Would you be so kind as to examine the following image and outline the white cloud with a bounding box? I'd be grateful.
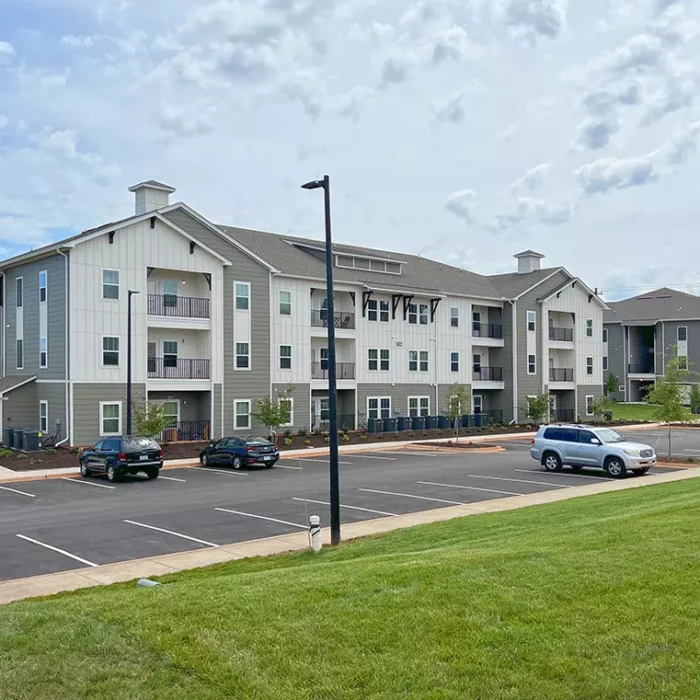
[0,40,15,61]
[510,162,552,193]
[433,89,466,123]
[642,75,697,124]
[576,116,620,150]
[431,26,475,63]
[61,35,97,48]
[379,51,420,87]
[500,124,518,141]
[0,115,8,130]
[575,155,657,195]
[157,104,218,137]
[661,119,700,163]
[445,189,479,223]
[496,195,572,229]
[497,0,568,41]
[582,82,642,116]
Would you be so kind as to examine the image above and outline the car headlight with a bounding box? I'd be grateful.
[623,448,641,457]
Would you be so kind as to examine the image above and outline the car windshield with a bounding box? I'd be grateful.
[246,437,273,446]
[595,429,627,444]
[124,437,160,450]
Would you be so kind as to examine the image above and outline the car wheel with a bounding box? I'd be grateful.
[542,452,562,472]
[604,457,627,479]
[80,460,92,478]
[146,467,159,480]
[201,453,209,467]
[106,464,120,483]
[633,467,650,476]
[232,456,243,470]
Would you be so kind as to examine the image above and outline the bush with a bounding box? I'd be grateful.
[284,430,292,438]
[0,448,13,458]
[324,436,330,444]
[297,428,307,437]
[360,434,368,441]
[284,437,292,446]
[342,434,350,442]
[304,438,312,446]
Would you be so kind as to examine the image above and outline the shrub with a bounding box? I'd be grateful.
[284,437,292,446]
[304,438,312,446]
[324,435,330,444]
[297,428,307,437]
[0,447,13,458]
[342,434,350,442]
[360,434,368,441]
[284,430,292,438]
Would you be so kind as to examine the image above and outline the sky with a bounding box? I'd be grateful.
[1,0,700,301]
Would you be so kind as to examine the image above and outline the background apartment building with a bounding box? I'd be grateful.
[604,288,700,402]
[0,181,606,445]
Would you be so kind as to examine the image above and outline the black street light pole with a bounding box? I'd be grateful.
[301,175,340,546]
[126,289,140,436]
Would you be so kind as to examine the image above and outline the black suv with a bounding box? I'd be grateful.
[80,436,164,482]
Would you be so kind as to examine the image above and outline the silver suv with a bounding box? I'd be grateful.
[530,424,656,478]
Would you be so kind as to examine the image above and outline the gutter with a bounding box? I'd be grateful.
[56,249,70,447]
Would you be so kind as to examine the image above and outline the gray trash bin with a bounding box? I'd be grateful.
[22,430,40,451]
[4,427,14,449]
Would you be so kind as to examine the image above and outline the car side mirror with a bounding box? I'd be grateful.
[209,440,215,446]
[591,438,601,445]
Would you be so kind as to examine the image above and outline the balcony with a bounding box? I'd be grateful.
[472,323,503,339]
[472,366,503,382]
[311,362,356,380]
[311,310,355,330]
[147,358,210,380]
[148,294,210,319]
[159,421,211,443]
[629,363,655,376]
[549,327,573,342]
[550,368,574,383]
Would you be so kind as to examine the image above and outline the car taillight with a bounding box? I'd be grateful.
[158,450,163,459]
[531,439,535,445]
[118,452,126,461]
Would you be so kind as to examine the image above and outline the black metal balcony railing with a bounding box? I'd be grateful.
[147,358,210,379]
[628,363,654,374]
[314,415,356,432]
[159,421,211,443]
[549,368,574,382]
[552,409,575,423]
[472,366,504,381]
[549,327,574,342]
[472,323,503,339]
[147,294,210,319]
[311,362,356,380]
[311,310,356,329]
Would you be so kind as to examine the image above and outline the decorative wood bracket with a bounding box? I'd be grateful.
[108,231,115,244]
[150,216,156,229]
[392,294,402,320]
[430,298,441,323]
[362,291,373,318]
[402,295,414,320]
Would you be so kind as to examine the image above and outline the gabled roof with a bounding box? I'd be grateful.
[604,287,700,323]
[514,249,545,259]
[128,180,176,193]
[486,267,565,298]
[0,375,36,395]
[539,277,609,309]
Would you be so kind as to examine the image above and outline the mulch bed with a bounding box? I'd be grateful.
[419,441,503,450]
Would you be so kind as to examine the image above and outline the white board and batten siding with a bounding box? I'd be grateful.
[69,218,225,383]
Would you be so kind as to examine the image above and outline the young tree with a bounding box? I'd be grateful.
[253,387,294,441]
[605,373,619,397]
[444,384,470,443]
[689,384,700,416]
[646,356,691,459]
[589,396,612,422]
[525,394,550,424]
[133,403,175,440]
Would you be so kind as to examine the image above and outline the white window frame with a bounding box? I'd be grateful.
[279,397,294,427]
[678,326,688,343]
[585,395,594,416]
[450,307,459,328]
[450,352,459,372]
[100,401,122,436]
[473,394,483,414]
[39,400,48,433]
[16,277,23,308]
[279,290,292,316]
[419,304,429,325]
[408,396,430,418]
[367,397,392,420]
[408,350,418,372]
[527,310,536,332]
[527,354,536,375]
[235,342,250,370]
[603,356,608,371]
[367,299,378,322]
[102,336,120,367]
[419,350,429,372]
[163,340,178,369]
[234,399,251,430]
[602,328,608,343]
[102,269,120,301]
[160,400,180,427]
[368,349,378,371]
[619,385,626,393]
[234,281,251,311]
[16,338,23,370]
[678,355,689,370]
[279,345,292,370]
[379,300,390,322]
[40,336,48,369]
[39,270,47,304]
[586,319,593,337]
[380,349,390,371]
[408,303,418,325]
[587,357,593,375]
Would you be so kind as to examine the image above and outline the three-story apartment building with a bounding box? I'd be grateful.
[0,181,607,445]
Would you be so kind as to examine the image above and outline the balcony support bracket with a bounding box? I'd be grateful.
[190,241,196,254]
[402,295,414,321]
[108,231,115,244]
[150,216,156,229]
[362,291,373,318]
[349,292,355,307]
[392,295,402,320]
[430,298,441,323]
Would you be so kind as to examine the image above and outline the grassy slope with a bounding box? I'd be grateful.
[610,402,659,421]
[3,480,700,699]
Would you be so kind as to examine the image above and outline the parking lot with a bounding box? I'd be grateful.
[0,432,685,582]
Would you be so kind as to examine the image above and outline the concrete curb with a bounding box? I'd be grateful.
[1,465,698,606]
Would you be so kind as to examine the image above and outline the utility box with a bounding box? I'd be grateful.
[22,430,40,451]
[4,428,14,449]
[13,429,24,451]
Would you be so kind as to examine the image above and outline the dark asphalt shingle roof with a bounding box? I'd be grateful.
[485,268,563,298]
[0,375,35,394]
[604,288,700,323]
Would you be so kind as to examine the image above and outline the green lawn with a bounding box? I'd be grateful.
[610,402,659,421]
[3,480,700,699]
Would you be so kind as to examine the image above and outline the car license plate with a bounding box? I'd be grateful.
[263,456,272,461]
[139,455,149,461]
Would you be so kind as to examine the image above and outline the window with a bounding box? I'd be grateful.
[103,337,119,366]
[678,326,688,342]
[39,271,47,303]
[579,430,597,444]
[235,282,250,310]
[408,303,417,324]
[102,270,119,300]
[558,428,578,442]
[527,354,536,375]
[619,385,625,393]
[163,280,178,308]
[451,352,459,372]
[419,304,429,325]
[380,349,390,371]
[40,337,47,368]
[279,291,292,315]
[280,345,292,370]
[419,350,428,372]
[367,299,378,322]
[368,397,391,419]
[603,328,608,343]
[679,356,688,370]
[527,311,536,332]
[586,319,593,337]
[473,395,483,414]
[100,402,121,436]
[603,356,608,371]
[472,311,481,334]
[450,307,459,328]
[162,401,179,427]
[320,348,329,371]
[585,396,594,416]
[39,401,48,433]
[163,341,178,368]
[473,353,482,374]
[379,300,390,322]
[409,350,418,371]
[234,400,251,429]
[16,277,23,308]
[16,339,23,370]
[235,342,250,369]
[587,357,593,375]
[368,349,378,371]
[408,397,430,417]
[279,398,293,426]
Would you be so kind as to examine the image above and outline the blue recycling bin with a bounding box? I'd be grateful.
[474,414,486,428]
[461,415,474,428]
[383,418,398,433]
[425,416,439,430]
[437,416,450,429]
[367,418,380,434]
[397,417,411,431]
[4,428,14,449]
[411,416,426,431]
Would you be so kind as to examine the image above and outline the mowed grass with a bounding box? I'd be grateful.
[3,480,700,700]
[611,402,660,421]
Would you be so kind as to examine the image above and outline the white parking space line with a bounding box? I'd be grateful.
[185,467,248,476]
[0,484,36,498]
[214,508,307,529]
[683,449,700,453]
[158,475,187,482]
[349,454,397,461]
[292,497,398,517]
[275,464,304,470]
[468,474,569,488]
[393,451,439,457]
[16,534,98,567]
[358,488,466,506]
[418,481,523,497]
[62,477,116,490]
[295,458,354,465]
[514,469,608,481]
[124,519,219,547]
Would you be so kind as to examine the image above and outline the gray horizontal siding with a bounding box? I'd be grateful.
[36,382,67,438]
[272,383,310,432]
[357,384,442,424]
[604,323,625,400]
[213,383,223,438]
[578,385,602,420]
[4,382,38,432]
[147,391,211,422]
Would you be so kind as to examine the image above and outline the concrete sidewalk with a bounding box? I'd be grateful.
[0,462,696,606]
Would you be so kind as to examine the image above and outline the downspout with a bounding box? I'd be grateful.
[662,321,665,375]
[56,249,70,446]
[511,300,518,423]
[1,272,5,378]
